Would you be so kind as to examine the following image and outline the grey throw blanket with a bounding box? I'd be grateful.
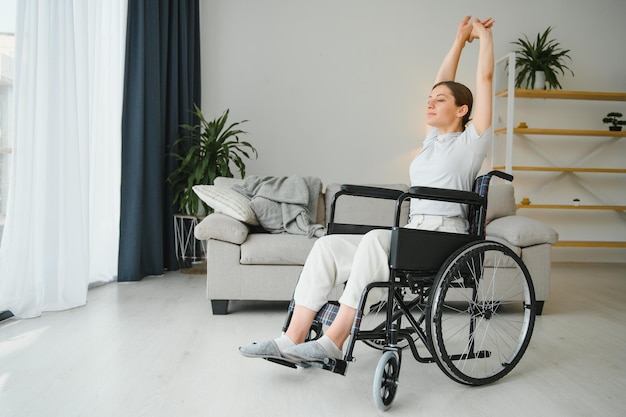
[232,175,326,237]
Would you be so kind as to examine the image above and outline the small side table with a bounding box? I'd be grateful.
[173,214,206,274]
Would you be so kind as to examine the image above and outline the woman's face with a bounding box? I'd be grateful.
[426,85,465,130]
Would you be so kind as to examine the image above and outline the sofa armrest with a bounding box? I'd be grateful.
[194,213,250,244]
[486,215,558,247]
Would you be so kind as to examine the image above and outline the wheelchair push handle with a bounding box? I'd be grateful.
[488,170,514,182]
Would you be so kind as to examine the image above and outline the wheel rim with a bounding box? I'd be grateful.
[428,241,536,385]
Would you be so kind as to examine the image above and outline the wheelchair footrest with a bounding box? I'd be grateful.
[297,357,349,375]
[264,357,314,369]
[320,357,349,376]
[264,356,348,375]
[448,350,491,360]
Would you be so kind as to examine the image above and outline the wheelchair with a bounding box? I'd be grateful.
[278,171,536,411]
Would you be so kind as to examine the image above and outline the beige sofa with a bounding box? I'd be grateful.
[195,177,558,315]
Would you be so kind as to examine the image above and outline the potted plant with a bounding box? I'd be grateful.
[167,104,258,216]
[602,112,626,132]
[512,26,574,90]
[167,105,258,271]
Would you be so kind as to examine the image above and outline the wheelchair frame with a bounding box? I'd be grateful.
[280,171,536,410]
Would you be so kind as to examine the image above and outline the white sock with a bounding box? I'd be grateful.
[274,334,295,351]
[317,335,343,358]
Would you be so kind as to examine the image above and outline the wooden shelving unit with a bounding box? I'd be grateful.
[515,204,626,210]
[494,166,626,173]
[493,53,626,249]
[554,241,626,248]
[494,127,626,137]
[495,89,626,102]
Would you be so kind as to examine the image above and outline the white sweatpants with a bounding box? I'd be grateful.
[293,215,469,312]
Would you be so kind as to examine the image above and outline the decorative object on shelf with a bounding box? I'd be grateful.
[573,198,580,207]
[521,197,531,205]
[602,112,626,132]
[517,122,528,129]
[511,26,574,90]
[167,105,258,216]
[533,71,545,90]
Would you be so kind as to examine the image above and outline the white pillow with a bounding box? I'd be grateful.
[486,215,558,247]
[486,184,516,223]
[194,213,250,244]
[192,185,259,225]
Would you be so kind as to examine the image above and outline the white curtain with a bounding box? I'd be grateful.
[0,0,127,318]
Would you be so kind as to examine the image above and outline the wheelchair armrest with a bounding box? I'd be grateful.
[407,186,484,206]
[327,185,406,235]
[338,184,405,200]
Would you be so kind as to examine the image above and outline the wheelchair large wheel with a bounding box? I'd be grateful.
[427,240,535,386]
[372,351,400,411]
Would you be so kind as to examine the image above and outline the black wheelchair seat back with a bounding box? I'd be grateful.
[389,227,480,272]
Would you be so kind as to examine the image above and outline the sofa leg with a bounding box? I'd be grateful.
[211,300,229,315]
[535,300,545,315]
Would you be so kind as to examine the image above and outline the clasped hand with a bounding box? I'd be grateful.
[457,15,494,44]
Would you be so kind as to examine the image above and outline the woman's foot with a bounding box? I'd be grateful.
[239,335,295,360]
[282,335,343,362]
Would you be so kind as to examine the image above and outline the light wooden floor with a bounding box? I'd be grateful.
[1,263,625,417]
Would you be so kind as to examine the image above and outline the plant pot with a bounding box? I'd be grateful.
[533,71,546,90]
[609,126,622,132]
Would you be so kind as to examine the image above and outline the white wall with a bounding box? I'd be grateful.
[200,0,626,262]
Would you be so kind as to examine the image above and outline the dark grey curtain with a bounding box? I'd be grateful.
[118,0,201,282]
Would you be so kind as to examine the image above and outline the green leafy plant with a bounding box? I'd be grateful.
[167,105,258,215]
[602,112,626,130]
[512,26,574,89]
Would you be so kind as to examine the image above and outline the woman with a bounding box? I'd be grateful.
[240,16,495,363]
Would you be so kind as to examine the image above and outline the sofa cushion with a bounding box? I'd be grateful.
[193,185,259,225]
[485,236,522,257]
[486,184,516,223]
[325,183,410,227]
[214,177,245,188]
[240,233,318,265]
[194,213,249,244]
[316,193,325,225]
[486,215,559,247]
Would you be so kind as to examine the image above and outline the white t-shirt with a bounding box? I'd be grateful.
[408,122,492,219]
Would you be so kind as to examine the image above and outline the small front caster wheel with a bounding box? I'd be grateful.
[372,351,400,411]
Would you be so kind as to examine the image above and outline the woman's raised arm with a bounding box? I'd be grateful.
[470,19,494,135]
[434,16,473,85]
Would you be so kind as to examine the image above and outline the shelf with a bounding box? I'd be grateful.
[516,204,626,210]
[493,166,626,173]
[494,128,626,137]
[554,241,626,248]
[495,89,626,101]
[493,56,626,255]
